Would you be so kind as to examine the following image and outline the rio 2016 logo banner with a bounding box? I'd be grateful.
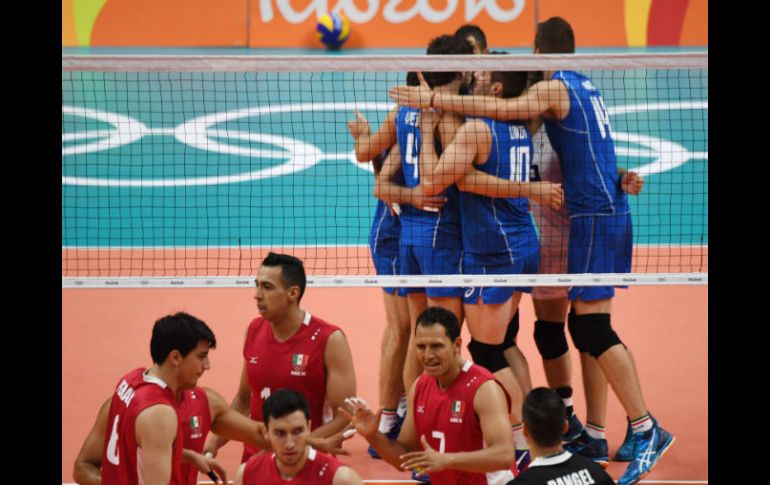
[62,101,707,188]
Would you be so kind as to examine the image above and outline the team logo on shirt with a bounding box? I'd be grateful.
[249,356,259,365]
[318,463,329,476]
[190,416,203,439]
[450,400,464,423]
[291,353,309,376]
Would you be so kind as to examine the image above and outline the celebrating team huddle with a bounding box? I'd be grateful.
[72,16,674,485]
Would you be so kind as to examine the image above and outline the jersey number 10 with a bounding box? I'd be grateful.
[509,145,531,182]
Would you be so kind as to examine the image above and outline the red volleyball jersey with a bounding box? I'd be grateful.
[413,361,514,485]
[241,311,340,460]
[242,447,343,485]
[179,387,212,485]
[101,367,184,485]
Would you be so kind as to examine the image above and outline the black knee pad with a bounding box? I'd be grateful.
[502,310,520,350]
[567,309,590,353]
[570,313,623,358]
[533,320,569,359]
[467,339,508,373]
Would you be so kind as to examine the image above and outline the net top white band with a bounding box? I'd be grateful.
[62,53,708,72]
[62,273,708,289]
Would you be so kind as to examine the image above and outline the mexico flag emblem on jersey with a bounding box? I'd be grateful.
[450,400,464,423]
[190,415,203,439]
[291,353,309,376]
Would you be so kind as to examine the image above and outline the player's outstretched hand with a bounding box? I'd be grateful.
[339,397,381,439]
[389,84,432,109]
[312,425,356,456]
[621,171,644,195]
[399,435,448,476]
[347,111,370,140]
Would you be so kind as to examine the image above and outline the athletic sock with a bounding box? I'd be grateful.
[512,423,528,449]
[585,422,606,440]
[630,414,654,434]
[379,409,399,433]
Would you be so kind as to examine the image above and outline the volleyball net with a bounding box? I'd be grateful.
[61,53,707,288]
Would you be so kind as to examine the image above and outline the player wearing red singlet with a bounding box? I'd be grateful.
[344,307,515,485]
[101,367,184,485]
[205,252,357,462]
[412,360,513,484]
[100,313,217,485]
[235,389,362,485]
[240,447,343,485]
[179,387,211,484]
[237,311,340,460]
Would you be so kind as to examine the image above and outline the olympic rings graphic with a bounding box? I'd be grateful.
[62,101,706,187]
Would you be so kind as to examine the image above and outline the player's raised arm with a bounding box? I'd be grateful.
[391,79,567,122]
[348,108,398,163]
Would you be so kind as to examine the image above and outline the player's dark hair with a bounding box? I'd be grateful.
[484,51,529,99]
[150,312,216,364]
[416,306,461,341]
[263,388,311,427]
[406,71,420,86]
[535,16,575,54]
[261,252,307,302]
[423,34,474,89]
[527,70,545,88]
[522,387,567,447]
[455,24,487,52]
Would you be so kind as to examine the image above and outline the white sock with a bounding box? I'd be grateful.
[379,409,399,433]
[585,422,606,440]
[512,424,528,449]
[396,393,407,418]
[630,414,653,434]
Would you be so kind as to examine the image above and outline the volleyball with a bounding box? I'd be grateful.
[316,12,350,49]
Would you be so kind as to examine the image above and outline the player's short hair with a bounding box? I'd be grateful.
[455,24,487,52]
[262,388,311,427]
[487,51,529,99]
[423,34,474,89]
[261,252,307,302]
[522,387,566,447]
[535,16,575,54]
[416,306,461,341]
[527,70,545,88]
[150,312,216,364]
[406,71,420,86]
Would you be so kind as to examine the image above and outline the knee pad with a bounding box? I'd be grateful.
[567,308,589,353]
[502,310,520,350]
[570,313,623,358]
[467,339,508,373]
[533,320,568,359]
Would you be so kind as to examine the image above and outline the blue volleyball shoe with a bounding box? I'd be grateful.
[617,423,676,485]
[614,419,635,462]
[563,414,585,444]
[411,470,431,483]
[563,429,609,468]
[515,448,531,474]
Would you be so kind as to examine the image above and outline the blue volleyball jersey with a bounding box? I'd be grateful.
[460,118,538,258]
[369,189,402,258]
[395,106,462,248]
[544,71,629,217]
